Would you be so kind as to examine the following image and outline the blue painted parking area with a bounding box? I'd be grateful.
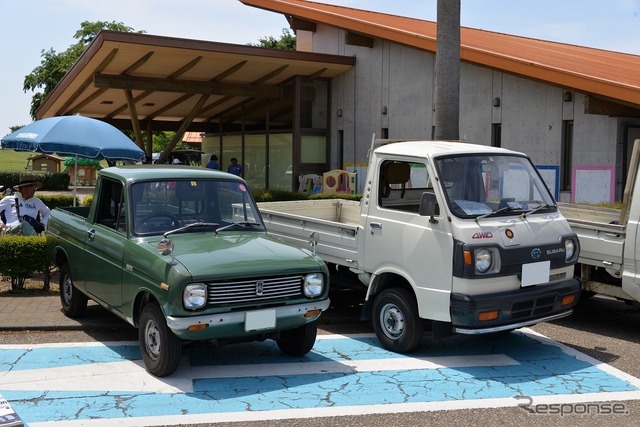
[2,329,640,426]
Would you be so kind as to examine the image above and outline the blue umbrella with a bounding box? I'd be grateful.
[1,115,145,162]
[1,115,145,206]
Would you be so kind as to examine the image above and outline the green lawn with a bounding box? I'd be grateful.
[0,150,36,172]
[0,149,109,173]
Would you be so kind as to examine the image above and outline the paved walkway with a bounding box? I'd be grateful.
[0,295,130,331]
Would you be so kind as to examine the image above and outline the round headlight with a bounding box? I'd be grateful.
[475,249,492,273]
[303,273,324,297]
[565,239,576,261]
[184,283,207,310]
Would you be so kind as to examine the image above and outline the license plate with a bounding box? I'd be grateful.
[521,261,551,287]
[245,309,276,332]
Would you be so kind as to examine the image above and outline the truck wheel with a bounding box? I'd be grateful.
[276,321,318,357]
[139,303,182,377]
[372,288,423,353]
[59,263,88,318]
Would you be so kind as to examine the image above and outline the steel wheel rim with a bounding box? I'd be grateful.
[144,319,161,360]
[379,302,405,339]
[62,276,73,305]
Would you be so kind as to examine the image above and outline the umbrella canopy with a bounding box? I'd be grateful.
[1,115,145,162]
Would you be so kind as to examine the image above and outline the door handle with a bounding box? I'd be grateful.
[86,228,96,241]
[370,222,382,234]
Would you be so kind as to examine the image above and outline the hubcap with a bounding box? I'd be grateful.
[144,319,161,360]
[380,303,405,339]
[62,277,73,305]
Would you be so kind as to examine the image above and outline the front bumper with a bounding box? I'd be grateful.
[166,298,330,337]
[451,277,580,334]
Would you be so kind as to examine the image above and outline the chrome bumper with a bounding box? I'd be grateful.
[166,298,330,332]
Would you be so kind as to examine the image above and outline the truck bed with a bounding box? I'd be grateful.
[258,199,361,267]
[557,202,625,271]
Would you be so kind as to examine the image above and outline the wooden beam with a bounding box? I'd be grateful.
[157,94,210,164]
[346,31,374,48]
[584,95,640,118]
[125,89,144,149]
[105,56,204,119]
[290,17,316,32]
[55,48,119,116]
[94,74,281,98]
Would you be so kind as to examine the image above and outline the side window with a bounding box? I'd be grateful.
[95,179,126,233]
[378,160,434,213]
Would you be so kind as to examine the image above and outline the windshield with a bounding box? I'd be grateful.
[435,154,556,219]
[131,179,264,236]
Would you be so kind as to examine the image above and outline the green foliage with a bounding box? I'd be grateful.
[0,235,52,290]
[249,28,296,50]
[23,21,143,120]
[38,195,78,210]
[63,157,101,168]
[251,188,361,202]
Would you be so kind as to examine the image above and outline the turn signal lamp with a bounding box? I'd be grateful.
[478,310,499,322]
[188,324,208,332]
[305,309,322,318]
[561,295,576,306]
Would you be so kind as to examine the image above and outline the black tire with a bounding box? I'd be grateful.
[59,262,88,318]
[138,303,182,377]
[276,321,318,357]
[372,288,423,353]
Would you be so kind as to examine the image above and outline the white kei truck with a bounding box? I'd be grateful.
[558,139,640,305]
[258,139,581,352]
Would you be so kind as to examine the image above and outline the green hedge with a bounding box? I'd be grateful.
[251,189,361,202]
[0,235,53,291]
[1,194,78,210]
[0,171,70,191]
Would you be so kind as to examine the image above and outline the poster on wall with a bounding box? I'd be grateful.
[572,166,615,204]
[536,165,560,200]
[343,163,368,194]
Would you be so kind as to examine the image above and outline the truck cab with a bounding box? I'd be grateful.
[360,141,581,349]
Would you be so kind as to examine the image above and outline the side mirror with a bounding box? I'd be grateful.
[157,238,176,264]
[419,192,438,223]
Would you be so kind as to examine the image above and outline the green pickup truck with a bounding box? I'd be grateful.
[47,166,330,376]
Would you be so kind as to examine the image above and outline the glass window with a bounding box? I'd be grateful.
[378,161,433,214]
[95,179,126,233]
[244,134,266,189]
[131,179,265,236]
[269,133,293,190]
[435,154,556,219]
[301,135,326,163]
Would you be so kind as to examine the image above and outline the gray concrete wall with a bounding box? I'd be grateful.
[312,24,638,201]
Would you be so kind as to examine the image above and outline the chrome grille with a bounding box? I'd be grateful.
[207,275,303,305]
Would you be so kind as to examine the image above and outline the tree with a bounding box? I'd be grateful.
[249,28,296,50]
[23,21,143,120]
[433,0,461,141]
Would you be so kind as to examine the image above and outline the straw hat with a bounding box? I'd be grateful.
[13,175,43,190]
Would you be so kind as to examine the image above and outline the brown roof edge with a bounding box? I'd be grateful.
[36,31,111,119]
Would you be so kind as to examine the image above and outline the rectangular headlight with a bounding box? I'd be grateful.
[303,273,324,297]
[184,283,207,310]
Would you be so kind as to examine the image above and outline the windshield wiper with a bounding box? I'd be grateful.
[475,206,516,223]
[163,222,219,238]
[215,221,262,234]
[520,204,555,219]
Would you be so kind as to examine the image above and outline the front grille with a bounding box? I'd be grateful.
[511,296,556,319]
[207,275,303,305]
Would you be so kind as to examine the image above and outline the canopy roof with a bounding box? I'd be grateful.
[36,31,355,132]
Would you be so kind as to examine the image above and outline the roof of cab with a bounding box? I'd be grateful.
[373,140,524,158]
[98,165,240,182]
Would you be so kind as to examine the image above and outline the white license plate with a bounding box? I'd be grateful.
[521,261,551,287]
[245,309,277,332]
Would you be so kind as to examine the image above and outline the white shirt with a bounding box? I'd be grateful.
[18,195,51,225]
[0,194,51,226]
[0,196,20,227]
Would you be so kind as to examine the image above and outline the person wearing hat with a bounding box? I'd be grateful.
[0,175,50,235]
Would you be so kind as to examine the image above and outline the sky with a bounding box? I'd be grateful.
[1,0,640,138]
